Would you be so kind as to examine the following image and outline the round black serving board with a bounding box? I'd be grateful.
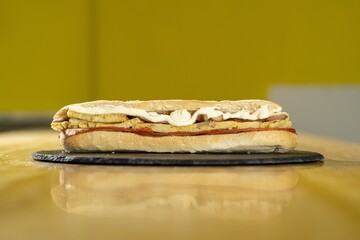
[31,150,324,166]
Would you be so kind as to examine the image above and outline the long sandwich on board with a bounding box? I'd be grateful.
[51,100,297,153]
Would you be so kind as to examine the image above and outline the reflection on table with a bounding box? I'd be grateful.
[51,165,302,219]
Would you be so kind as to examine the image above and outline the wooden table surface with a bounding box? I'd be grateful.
[0,130,360,240]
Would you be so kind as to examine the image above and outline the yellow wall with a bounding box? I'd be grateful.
[1,0,359,111]
[0,0,91,111]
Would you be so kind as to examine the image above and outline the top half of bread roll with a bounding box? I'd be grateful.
[52,99,289,127]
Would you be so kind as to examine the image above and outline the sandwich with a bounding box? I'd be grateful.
[51,165,299,219]
[51,99,297,153]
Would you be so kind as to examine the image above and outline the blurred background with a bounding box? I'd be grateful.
[0,0,359,141]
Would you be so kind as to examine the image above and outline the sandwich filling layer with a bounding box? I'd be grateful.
[65,104,282,126]
[51,100,296,137]
[63,127,296,138]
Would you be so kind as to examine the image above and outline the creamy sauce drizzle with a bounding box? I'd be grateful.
[68,104,284,127]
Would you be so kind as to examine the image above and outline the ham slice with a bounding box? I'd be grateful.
[64,127,296,138]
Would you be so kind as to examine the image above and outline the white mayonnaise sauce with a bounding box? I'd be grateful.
[68,104,283,126]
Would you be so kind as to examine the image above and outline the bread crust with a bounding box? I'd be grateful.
[61,130,297,153]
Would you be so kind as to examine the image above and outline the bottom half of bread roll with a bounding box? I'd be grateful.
[60,128,297,153]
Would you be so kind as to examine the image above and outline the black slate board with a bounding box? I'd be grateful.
[31,150,324,166]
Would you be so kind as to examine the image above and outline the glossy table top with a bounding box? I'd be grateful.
[1,130,360,240]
